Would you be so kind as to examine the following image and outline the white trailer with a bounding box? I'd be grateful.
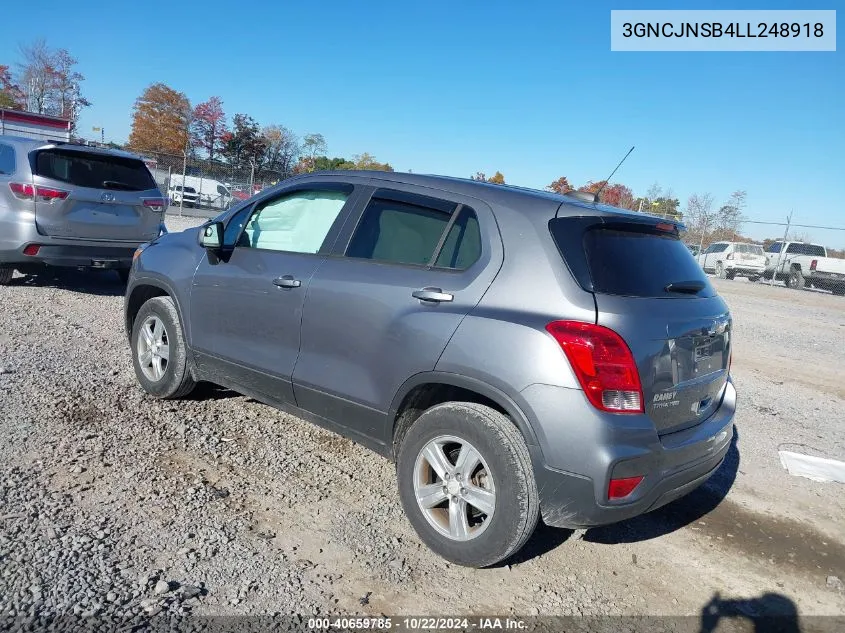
[0,108,72,143]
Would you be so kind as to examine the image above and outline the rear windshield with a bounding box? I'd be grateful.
[33,149,157,191]
[735,244,764,255]
[550,220,714,298]
[786,243,826,256]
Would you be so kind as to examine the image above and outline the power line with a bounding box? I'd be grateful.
[741,220,845,232]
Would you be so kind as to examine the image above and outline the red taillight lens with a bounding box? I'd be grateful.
[545,321,644,413]
[142,197,165,211]
[23,244,40,256]
[608,476,643,500]
[810,259,818,271]
[36,186,68,201]
[9,182,34,199]
[8,183,68,201]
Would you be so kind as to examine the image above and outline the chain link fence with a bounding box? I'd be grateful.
[679,220,845,297]
[138,150,284,216]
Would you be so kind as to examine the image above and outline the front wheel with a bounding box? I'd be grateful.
[396,402,539,568]
[131,296,196,399]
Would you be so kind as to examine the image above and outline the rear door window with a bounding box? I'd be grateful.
[346,193,481,269]
[550,220,714,298]
[33,149,157,191]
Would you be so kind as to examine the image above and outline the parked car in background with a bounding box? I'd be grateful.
[125,171,735,567]
[0,135,166,285]
[168,175,232,210]
[763,241,845,294]
[168,184,199,208]
[698,241,766,280]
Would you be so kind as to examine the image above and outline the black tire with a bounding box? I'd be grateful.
[396,402,539,568]
[725,271,735,280]
[788,268,805,290]
[748,276,760,283]
[130,296,196,399]
[716,262,726,279]
[832,286,845,297]
[0,267,13,286]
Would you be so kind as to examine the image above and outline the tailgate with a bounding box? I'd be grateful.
[549,215,732,435]
[30,147,163,242]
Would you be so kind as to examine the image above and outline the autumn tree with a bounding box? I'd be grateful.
[128,83,191,154]
[262,125,300,177]
[0,65,24,109]
[189,96,227,161]
[547,176,574,194]
[353,152,394,172]
[471,171,505,184]
[222,114,267,169]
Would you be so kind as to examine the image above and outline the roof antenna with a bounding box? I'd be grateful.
[592,145,635,204]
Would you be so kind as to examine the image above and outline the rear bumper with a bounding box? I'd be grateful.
[0,243,141,269]
[522,379,736,529]
[724,264,765,275]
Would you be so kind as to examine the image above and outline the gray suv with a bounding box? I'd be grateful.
[124,171,736,567]
[0,135,166,285]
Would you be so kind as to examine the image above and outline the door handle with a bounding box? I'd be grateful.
[273,275,301,289]
[412,287,453,303]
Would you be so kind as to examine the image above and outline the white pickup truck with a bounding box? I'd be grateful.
[763,241,845,295]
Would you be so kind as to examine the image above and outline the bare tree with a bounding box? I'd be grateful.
[715,190,747,240]
[18,39,53,113]
[685,192,717,252]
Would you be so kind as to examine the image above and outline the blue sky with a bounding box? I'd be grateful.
[2,0,843,246]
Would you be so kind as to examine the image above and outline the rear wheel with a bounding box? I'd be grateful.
[0,267,13,286]
[748,276,760,283]
[725,270,735,280]
[787,268,805,290]
[131,296,196,399]
[396,402,539,568]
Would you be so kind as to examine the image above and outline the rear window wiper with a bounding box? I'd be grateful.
[664,280,706,294]
[102,180,140,191]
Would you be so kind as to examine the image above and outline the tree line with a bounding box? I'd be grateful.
[126,83,394,179]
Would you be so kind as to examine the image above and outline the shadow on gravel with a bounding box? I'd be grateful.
[699,591,801,633]
[10,269,125,297]
[495,522,575,567]
[183,382,241,401]
[584,425,741,545]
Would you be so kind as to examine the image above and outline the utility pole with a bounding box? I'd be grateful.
[769,210,793,287]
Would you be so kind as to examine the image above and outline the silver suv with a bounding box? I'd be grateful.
[0,135,166,285]
[124,171,736,567]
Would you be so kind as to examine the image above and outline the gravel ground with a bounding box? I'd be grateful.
[0,214,843,629]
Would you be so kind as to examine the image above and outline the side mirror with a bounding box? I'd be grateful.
[200,221,224,250]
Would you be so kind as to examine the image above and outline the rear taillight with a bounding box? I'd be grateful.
[608,476,643,500]
[8,182,68,202]
[545,321,644,414]
[23,244,40,256]
[810,259,818,271]
[9,183,34,199]
[142,197,165,212]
